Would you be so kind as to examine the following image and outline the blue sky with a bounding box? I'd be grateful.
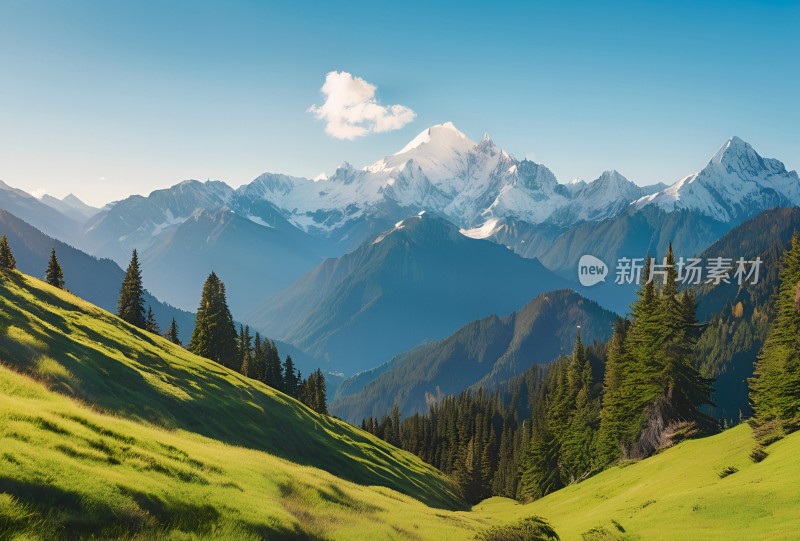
[0,0,798,206]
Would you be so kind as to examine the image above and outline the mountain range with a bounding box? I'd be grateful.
[0,209,195,342]
[330,289,617,422]
[248,212,568,375]
[2,124,798,380]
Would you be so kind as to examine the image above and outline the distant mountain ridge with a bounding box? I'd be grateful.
[247,212,569,375]
[330,289,617,422]
[0,209,194,342]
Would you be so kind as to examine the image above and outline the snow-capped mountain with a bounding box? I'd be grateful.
[635,136,800,223]
[35,126,797,319]
[76,121,681,265]
[245,122,659,236]
[83,180,237,262]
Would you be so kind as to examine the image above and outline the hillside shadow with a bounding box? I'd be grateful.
[0,280,465,510]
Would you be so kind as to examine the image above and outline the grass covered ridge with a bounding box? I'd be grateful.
[0,273,460,510]
[2,272,800,540]
[473,423,800,540]
[0,364,492,539]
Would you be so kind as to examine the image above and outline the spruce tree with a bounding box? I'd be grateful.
[560,331,596,483]
[517,405,562,501]
[283,355,300,397]
[45,246,65,289]
[238,325,254,378]
[313,368,328,414]
[750,232,800,431]
[264,340,283,390]
[253,333,266,382]
[117,250,146,328]
[595,318,631,467]
[145,305,160,334]
[600,247,713,459]
[188,272,238,369]
[0,234,16,273]
[615,255,665,456]
[299,369,328,414]
[658,246,709,420]
[164,318,181,346]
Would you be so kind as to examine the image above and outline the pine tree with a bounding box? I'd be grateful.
[750,232,800,432]
[264,340,283,390]
[145,305,160,334]
[188,272,238,369]
[313,368,328,414]
[613,255,665,456]
[117,250,146,328]
[0,234,16,273]
[517,398,562,502]
[560,332,596,483]
[595,318,631,467]
[283,355,300,398]
[238,325,254,378]
[164,318,181,346]
[600,248,713,460]
[455,436,485,503]
[299,369,328,414]
[45,246,65,289]
[253,333,266,382]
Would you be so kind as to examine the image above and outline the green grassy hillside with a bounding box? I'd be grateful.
[473,423,800,540]
[0,273,460,510]
[0,363,492,540]
[2,271,800,540]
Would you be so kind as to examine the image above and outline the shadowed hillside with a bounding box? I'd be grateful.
[0,272,461,510]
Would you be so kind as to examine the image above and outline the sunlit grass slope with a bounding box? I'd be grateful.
[0,364,493,540]
[473,423,800,540]
[0,273,460,510]
[3,272,799,540]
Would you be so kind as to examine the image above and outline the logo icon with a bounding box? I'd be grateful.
[578,255,608,287]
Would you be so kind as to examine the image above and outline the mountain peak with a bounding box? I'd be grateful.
[336,161,354,171]
[709,136,760,168]
[394,122,473,156]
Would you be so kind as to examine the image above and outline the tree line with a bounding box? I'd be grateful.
[364,244,716,503]
[749,232,800,460]
[116,250,329,414]
[0,236,328,415]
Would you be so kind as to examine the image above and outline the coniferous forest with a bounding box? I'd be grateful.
[113,250,330,414]
[364,245,716,503]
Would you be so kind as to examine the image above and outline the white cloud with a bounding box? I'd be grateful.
[31,188,46,199]
[308,71,416,140]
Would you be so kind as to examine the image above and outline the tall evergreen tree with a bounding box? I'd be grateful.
[45,246,65,289]
[299,369,328,414]
[658,245,713,424]
[750,232,800,431]
[0,234,16,273]
[598,248,713,460]
[595,318,631,467]
[238,325,255,378]
[145,305,160,334]
[283,355,300,398]
[117,249,146,328]
[313,368,328,414]
[264,340,284,390]
[253,333,266,382]
[560,331,596,483]
[188,272,238,369]
[164,318,182,346]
